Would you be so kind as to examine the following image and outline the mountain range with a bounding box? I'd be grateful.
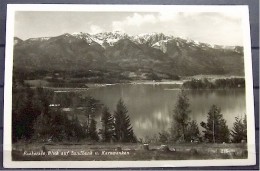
[13,31,244,80]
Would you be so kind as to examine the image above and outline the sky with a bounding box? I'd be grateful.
[14,11,244,46]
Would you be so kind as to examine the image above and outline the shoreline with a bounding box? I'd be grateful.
[28,76,245,90]
[29,80,183,90]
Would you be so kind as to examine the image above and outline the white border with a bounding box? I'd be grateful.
[3,4,256,168]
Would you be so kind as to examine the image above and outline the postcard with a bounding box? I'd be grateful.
[3,4,256,168]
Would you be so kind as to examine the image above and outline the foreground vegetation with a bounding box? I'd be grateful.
[12,78,248,160]
[13,84,136,143]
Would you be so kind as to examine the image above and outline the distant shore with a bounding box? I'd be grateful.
[25,75,245,90]
[28,80,183,90]
[129,80,183,85]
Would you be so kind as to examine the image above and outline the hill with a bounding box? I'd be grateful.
[13,32,244,82]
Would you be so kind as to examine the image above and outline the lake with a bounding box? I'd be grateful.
[74,83,246,139]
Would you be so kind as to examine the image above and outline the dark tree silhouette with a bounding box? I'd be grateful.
[33,113,52,141]
[114,99,136,142]
[200,105,230,143]
[171,90,191,142]
[69,114,86,141]
[89,117,99,141]
[99,106,114,142]
[186,120,200,142]
[81,96,101,135]
[12,86,44,142]
[231,114,247,143]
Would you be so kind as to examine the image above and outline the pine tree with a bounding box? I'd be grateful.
[99,106,114,142]
[186,120,200,142]
[200,105,230,143]
[33,113,52,141]
[48,110,68,141]
[171,90,191,142]
[13,86,39,140]
[82,96,101,135]
[89,117,99,141]
[114,99,136,142]
[69,114,86,141]
[231,114,247,143]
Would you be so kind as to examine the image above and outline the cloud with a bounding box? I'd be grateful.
[89,25,104,34]
[126,13,157,26]
[158,12,178,22]
[112,13,157,32]
[111,21,125,32]
[110,12,243,45]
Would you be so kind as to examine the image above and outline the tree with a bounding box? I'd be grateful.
[114,99,136,142]
[81,96,101,135]
[171,90,191,142]
[45,110,68,141]
[200,105,230,143]
[33,110,69,142]
[12,86,40,141]
[231,114,247,143]
[99,106,114,142]
[32,87,51,116]
[186,120,200,142]
[34,112,87,142]
[69,114,86,141]
[158,130,170,143]
[89,117,99,141]
[33,113,53,141]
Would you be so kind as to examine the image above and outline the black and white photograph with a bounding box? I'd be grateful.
[3,4,256,168]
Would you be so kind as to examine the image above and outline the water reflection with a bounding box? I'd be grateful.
[81,84,245,138]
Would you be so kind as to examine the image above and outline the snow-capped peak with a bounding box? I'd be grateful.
[133,32,169,45]
[134,32,166,39]
[91,31,129,47]
[72,32,81,35]
[62,33,72,37]
[71,32,95,44]
[94,31,128,40]
[186,39,199,45]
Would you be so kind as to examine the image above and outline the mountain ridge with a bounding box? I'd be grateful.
[15,31,243,51]
[13,32,244,80]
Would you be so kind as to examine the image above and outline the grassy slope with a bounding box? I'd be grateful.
[12,142,248,161]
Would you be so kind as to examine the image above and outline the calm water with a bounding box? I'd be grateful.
[82,84,245,139]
